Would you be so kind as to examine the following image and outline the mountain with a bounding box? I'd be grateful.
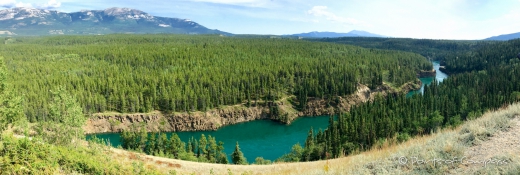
[484,32,520,41]
[288,30,386,38]
[0,7,230,36]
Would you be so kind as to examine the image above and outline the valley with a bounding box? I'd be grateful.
[0,3,519,174]
[86,63,446,162]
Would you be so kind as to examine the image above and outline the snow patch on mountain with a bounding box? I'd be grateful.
[158,24,170,27]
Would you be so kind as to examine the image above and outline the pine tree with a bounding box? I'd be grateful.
[146,133,157,155]
[207,135,218,163]
[199,134,208,158]
[305,127,314,149]
[231,142,248,165]
[169,133,184,158]
[217,141,228,164]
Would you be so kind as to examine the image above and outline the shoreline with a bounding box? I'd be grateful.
[84,82,420,134]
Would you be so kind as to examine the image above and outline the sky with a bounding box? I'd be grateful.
[1,0,519,39]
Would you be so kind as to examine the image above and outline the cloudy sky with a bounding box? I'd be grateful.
[1,0,519,39]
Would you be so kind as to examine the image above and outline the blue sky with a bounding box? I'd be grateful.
[1,0,519,39]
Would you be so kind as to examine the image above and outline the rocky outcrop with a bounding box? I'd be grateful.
[85,106,270,134]
[418,69,436,77]
[298,83,396,117]
[85,82,420,134]
[399,79,422,93]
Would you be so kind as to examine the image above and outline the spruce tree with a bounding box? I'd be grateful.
[231,142,247,165]
[217,141,228,164]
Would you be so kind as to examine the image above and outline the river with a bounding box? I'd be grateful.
[87,116,330,162]
[407,61,448,96]
[87,61,447,163]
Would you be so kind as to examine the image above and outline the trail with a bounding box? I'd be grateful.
[455,115,520,174]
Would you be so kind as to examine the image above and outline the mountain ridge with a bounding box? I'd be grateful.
[287,30,386,38]
[0,7,231,36]
[485,32,520,41]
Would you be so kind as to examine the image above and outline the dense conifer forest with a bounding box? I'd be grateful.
[1,35,431,123]
[279,38,520,162]
[3,34,519,170]
[442,39,520,73]
[312,37,495,63]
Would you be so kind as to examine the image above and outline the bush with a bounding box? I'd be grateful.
[254,157,272,165]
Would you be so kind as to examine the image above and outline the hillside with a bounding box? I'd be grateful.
[485,32,520,41]
[311,37,492,62]
[289,30,385,38]
[0,7,230,36]
[0,35,430,124]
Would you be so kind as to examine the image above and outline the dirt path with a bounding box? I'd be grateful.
[456,115,520,174]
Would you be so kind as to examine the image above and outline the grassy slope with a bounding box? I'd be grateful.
[0,134,164,174]
[102,103,520,175]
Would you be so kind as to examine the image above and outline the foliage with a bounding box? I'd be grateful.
[120,125,229,164]
[36,86,86,146]
[313,37,493,62]
[286,38,520,162]
[0,134,162,174]
[276,143,304,162]
[0,35,431,122]
[442,38,520,73]
[231,142,248,165]
[0,56,25,132]
[253,157,271,165]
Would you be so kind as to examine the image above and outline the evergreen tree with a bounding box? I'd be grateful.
[145,133,157,155]
[207,135,218,163]
[217,141,228,164]
[231,142,248,165]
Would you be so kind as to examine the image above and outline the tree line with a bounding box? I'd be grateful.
[117,124,249,164]
[313,37,495,63]
[442,39,520,73]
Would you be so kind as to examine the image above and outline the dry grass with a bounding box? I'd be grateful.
[102,103,520,175]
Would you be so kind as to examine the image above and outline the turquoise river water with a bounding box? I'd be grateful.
[87,61,447,162]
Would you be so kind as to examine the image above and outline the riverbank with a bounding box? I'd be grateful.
[90,103,520,175]
[84,82,420,134]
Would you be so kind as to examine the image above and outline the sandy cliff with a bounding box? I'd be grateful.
[84,83,416,134]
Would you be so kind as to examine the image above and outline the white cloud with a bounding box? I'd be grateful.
[0,0,17,8]
[15,1,32,8]
[190,0,272,8]
[0,0,61,9]
[307,6,359,25]
[38,0,61,9]
[193,0,259,3]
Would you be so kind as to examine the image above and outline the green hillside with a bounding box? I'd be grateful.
[1,34,431,122]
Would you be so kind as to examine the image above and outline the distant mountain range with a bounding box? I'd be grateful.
[485,32,520,41]
[288,30,386,38]
[0,7,230,36]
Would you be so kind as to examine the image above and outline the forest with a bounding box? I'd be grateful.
[1,35,431,123]
[0,34,435,168]
[312,37,495,63]
[278,38,520,162]
[2,34,519,170]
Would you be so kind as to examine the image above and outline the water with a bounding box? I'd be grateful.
[88,62,447,163]
[406,61,448,97]
[87,116,330,162]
